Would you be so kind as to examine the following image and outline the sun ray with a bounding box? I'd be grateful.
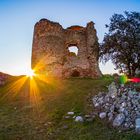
[0,76,28,102]
[26,69,36,79]
[29,77,40,106]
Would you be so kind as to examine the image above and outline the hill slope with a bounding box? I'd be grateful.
[0,76,139,140]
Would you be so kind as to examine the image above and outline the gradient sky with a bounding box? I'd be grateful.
[0,0,140,75]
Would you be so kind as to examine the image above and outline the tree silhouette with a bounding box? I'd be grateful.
[100,11,140,76]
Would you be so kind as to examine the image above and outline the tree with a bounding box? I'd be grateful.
[100,11,140,77]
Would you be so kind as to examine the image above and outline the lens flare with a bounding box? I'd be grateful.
[120,75,128,84]
[128,78,140,83]
[26,69,36,78]
[120,74,140,84]
[0,54,64,111]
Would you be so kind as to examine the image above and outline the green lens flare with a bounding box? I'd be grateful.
[120,75,128,84]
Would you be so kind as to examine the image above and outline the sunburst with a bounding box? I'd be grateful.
[26,69,36,78]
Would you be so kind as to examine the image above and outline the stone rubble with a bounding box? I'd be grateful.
[64,112,94,122]
[75,116,84,122]
[135,118,140,133]
[67,112,74,115]
[92,82,140,132]
[113,113,125,127]
[99,112,106,119]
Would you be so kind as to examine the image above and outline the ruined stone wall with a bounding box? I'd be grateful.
[32,19,101,78]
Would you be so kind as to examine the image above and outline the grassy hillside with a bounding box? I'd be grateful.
[0,76,139,140]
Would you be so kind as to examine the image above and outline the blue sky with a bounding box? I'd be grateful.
[0,0,140,75]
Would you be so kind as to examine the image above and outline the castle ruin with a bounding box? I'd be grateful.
[32,19,101,78]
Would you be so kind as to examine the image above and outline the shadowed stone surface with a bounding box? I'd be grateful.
[32,19,101,78]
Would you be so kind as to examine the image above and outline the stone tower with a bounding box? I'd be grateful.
[32,19,101,78]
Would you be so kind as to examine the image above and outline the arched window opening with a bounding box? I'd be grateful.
[68,46,78,56]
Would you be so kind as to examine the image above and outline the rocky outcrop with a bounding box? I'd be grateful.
[92,82,140,132]
[32,19,101,78]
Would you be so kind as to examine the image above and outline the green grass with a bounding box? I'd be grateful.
[0,76,139,140]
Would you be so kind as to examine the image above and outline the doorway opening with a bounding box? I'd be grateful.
[71,70,80,77]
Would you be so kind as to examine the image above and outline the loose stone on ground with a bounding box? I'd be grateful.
[92,82,140,133]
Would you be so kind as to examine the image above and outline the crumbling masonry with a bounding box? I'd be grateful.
[32,19,101,78]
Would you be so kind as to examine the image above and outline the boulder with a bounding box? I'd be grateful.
[99,112,106,119]
[75,116,84,122]
[135,118,140,133]
[113,113,125,127]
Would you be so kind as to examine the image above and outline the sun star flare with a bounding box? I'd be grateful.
[26,69,36,78]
